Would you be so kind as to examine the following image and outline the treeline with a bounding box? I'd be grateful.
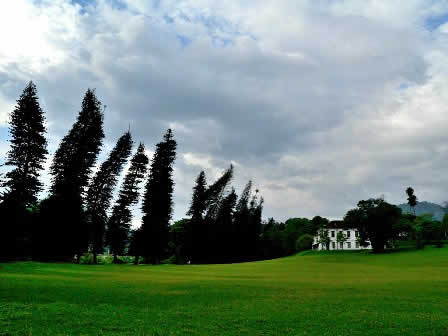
[135,166,264,264]
[267,196,448,257]
[0,82,264,264]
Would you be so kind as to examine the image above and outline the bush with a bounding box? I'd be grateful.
[296,234,314,252]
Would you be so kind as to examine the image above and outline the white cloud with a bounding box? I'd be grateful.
[1,0,448,222]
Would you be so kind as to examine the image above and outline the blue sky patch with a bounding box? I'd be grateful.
[177,35,191,47]
[425,13,448,31]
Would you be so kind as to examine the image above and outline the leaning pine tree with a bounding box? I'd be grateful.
[0,81,48,259]
[106,143,148,263]
[86,131,133,263]
[141,129,177,264]
[36,89,104,261]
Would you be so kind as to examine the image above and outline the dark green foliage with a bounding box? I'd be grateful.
[211,188,238,262]
[168,218,191,264]
[412,214,445,249]
[281,217,320,254]
[0,82,47,260]
[106,143,148,263]
[259,218,288,259]
[317,227,331,250]
[204,165,234,221]
[128,228,144,264]
[343,198,402,253]
[186,171,207,263]
[336,231,347,249]
[234,181,252,260]
[406,187,418,215]
[35,89,104,261]
[2,81,48,206]
[141,129,177,264]
[185,166,265,264]
[296,234,314,251]
[86,131,133,262]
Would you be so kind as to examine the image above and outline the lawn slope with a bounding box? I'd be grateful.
[1,248,447,335]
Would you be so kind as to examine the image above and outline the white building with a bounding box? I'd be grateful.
[313,226,372,251]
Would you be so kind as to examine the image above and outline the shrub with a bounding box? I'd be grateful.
[296,234,314,252]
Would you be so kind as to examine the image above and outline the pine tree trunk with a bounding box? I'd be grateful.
[134,255,139,265]
[113,254,118,264]
[93,252,97,264]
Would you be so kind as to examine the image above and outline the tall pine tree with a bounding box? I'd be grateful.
[0,81,48,259]
[35,89,104,261]
[233,181,252,261]
[141,129,176,264]
[106,143,148,263]
[213,188,237,262]
[86,131,133,263]
[186,171,207,263]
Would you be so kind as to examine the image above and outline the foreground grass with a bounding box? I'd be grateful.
[1,248,447,335]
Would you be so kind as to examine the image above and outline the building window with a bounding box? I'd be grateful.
[347,242,351,249]
[346,231,351,238]
[356,242,360,248]
[331,231,335,237]
[332,242,336,249]
[339,243,343,249]
[355,231,359,237]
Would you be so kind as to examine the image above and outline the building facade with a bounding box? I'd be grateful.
[313,227,372,250]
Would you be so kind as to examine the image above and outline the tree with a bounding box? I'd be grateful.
[128,228,143,265]
[141,129,177,264]
[106,143,148,263]
[406,187,418,215]
[234,180,252,260]
[296,234,314,252]
[317,228,330,250]
[336,231,347,250]
[413,214,445,249]
[213,188,238,262]
[186,171,207,263]
[343,198,402,253]
[442,214,448,240]
[86,131,133,263]
[35,88,104,261]
[0,81,48,259]
[169,218,191,264]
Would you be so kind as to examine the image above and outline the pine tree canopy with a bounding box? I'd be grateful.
[3,81,48,206]
[106,142,149,259]
[50,88,104,199]
[187,170,207,219]
[141,129,177,263]
[86,131,133,256]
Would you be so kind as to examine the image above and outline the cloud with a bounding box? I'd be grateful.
[1,0,448,222]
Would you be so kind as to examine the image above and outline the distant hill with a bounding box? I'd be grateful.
[397,201,447,221]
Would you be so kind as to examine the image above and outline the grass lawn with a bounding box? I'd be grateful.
[1,248,447,335]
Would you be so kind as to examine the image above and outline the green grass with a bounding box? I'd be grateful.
[1,248,447,335]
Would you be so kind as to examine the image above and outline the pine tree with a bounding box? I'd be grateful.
[106,143,148,263]
[86,131,133,263]
[213,188,237,262]
[234,181,252,261]
[248,190,263,260]
[141,129,177,264]
[0,81,48,259]
[186,171,207,263]
[204,165,234,221]
[35,89,104,261]
[2,81,48,206]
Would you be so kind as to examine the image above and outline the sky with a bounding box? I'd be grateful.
[2,0,448,224]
